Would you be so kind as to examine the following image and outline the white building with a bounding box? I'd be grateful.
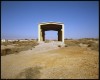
[1,39,6,42]
[7,39,19,42]
[19,39,29,42]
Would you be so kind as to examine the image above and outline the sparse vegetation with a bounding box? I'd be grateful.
[88,42,99,51]
[45,40,50,43]
[78,38,99,51]
[1,40,38,56]
[64,38,99,51]
[1,41,12,46]
[1,38,98,56]
[64,40,79,46]
[1,48,12,56]
[1,38,99,79]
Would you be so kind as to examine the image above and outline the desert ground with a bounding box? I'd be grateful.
[1,39,99,79]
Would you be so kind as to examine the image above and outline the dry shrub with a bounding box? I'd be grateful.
[64,40,79,46]
[1,48,20,56]
[1,48,12,56]
[45,40,50,43]
[78,39,91,44]
[88,43,99,51]
[78,39,99,51]
[1,42,12,46]
[65,39,99,50]
[1,40,38,56]
[16,41,38,46]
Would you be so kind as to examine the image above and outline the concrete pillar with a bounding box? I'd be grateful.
[58,29,63,42]
[62,24,64,43]
[58,30,60,41]
[40,29,43,41]
[43,30,45,41]
[60,30,62,41]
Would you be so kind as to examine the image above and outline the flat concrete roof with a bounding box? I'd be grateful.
[39,22,64,25]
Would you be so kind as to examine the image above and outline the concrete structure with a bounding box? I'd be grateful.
[38,22,64,42]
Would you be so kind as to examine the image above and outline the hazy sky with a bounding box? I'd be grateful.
[1,1,99,40]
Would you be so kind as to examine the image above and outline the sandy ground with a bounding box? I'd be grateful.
[1,42,99,79]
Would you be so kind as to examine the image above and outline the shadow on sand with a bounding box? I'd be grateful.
[16,66,42,79]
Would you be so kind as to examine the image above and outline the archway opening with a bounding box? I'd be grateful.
[45,31,58,41]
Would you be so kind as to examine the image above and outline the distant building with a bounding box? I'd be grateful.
[7,40,15,42]
[1,39,6,42]
[7,39,19,42]
[19,39,29,41]
[1,39,32,42]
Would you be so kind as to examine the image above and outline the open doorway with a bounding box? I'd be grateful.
[45,31,58,41]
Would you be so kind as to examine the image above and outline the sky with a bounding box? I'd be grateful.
[1,1,99,40]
